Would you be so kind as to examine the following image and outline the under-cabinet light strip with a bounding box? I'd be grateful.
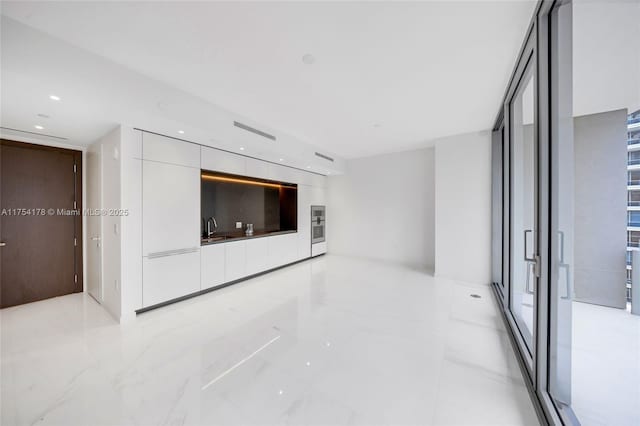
[201,174,295,189]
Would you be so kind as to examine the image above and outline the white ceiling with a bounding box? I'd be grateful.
[0,1,537,158]
[0,16,348,174]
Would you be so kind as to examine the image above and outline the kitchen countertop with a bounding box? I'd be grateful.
[201,229,297,246]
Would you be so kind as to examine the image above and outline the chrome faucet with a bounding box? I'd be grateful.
[206,217,218,237]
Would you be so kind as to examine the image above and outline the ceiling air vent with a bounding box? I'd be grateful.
[233,121,276,141]
[315,152,334,162]
[0,126,68,141]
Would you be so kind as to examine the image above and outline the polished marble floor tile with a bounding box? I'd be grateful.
[1,255,538,425]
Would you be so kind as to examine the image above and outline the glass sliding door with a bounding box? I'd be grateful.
[509,60,537,356]
[489,1,640,424]
[548,0,574,420]
[492,123,505,298]
[545,1,640,424]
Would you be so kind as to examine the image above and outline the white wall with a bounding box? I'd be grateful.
[96,127,123,319]
[87,125,142,323]
[434,131,492,285]
[327,148,435,270]
[119,128,143,321]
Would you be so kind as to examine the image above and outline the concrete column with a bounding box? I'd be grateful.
[632,250,640,315]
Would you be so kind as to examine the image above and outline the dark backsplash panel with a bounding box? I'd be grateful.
[279,186,297,231]
[201,172,297,237]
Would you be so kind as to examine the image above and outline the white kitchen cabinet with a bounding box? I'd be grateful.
[312,241,327,257]
[142,250,200,307]
[297,185,312,260]
[268,233,298,268]
[201,244,225,290]
[127,128,143,160]
[246,158,276,181]
[296,170,315,186]
[245,237,269,275]
[311,174,327,188]
[282,234,299,264]
[142,132,200,168]
[297,233,311,260]
[225,240,246,282]
[267,235,285,269]
[310,186,326,206]
[270,165,297,184]
[142,160,200,256]
[201,146,246,175]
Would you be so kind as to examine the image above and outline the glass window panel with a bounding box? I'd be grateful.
[510,61,536,355]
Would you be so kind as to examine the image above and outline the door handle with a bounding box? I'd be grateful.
[90,236,101,241]
[0,242,6,247]
[559,263,571,299]
[525,261,535,294]
[524,229,536,262]
[558,230,571,299]
[524,229,540,286]
[147,247,199,259]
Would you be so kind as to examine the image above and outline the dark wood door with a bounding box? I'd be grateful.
[0,140,83,308]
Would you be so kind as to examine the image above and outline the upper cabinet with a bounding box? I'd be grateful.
[142,132,200,168]
[201,144,326,186]
[142,160,200,255]
[311,174,326,188]
[201,146,246,175]
[310,186,326,206]
[245,157,275,181]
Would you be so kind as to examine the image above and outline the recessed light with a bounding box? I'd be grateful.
[49,95,61,101]
[178,130,185,134]
[34,125,44,130]
[279,158,284,162]
[239,147,245,151]
[306,166,311,169]
[302,54,315,65]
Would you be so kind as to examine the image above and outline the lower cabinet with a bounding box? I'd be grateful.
[246,237,269,275]
[312,241,327,257]
[268,234,298,269]
[142,250,200,307]
[225,240,246,282]
[283,234,299,264]
[267,235,284,269]
[297,185,311,260]
[298,233,311,260]
[201,244,225,290]
[143,234,308,309]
